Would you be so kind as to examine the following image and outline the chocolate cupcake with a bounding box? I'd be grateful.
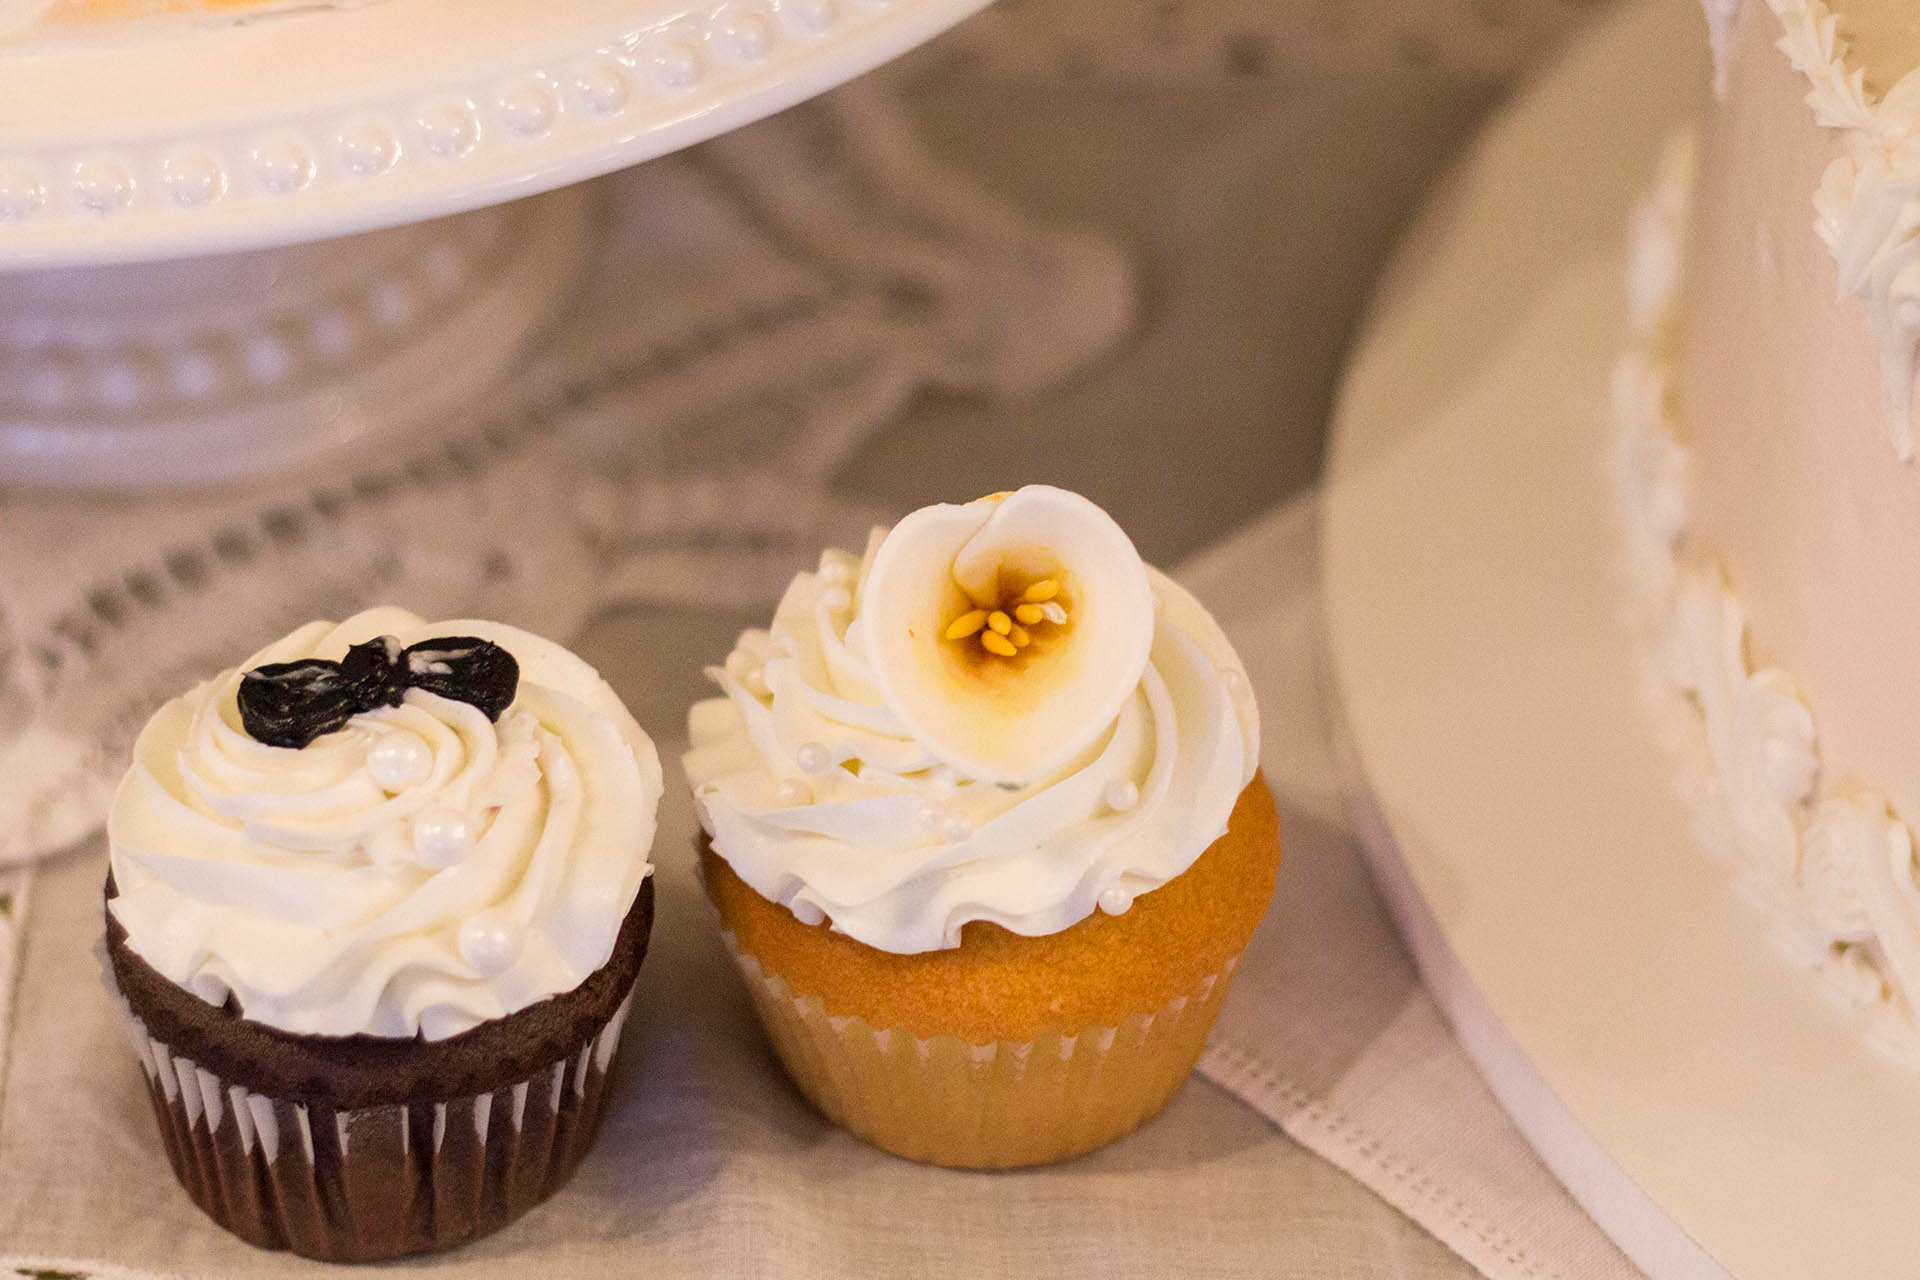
[104,608,661,1262]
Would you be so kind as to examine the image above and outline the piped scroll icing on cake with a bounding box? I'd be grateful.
[683,485,1260,955]
[1617,131,1920,1069]
[1738,0,1920,461]
[107,607,661,1041]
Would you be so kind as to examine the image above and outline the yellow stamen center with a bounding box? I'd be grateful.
[946,578,1070,661]
[945,609,989,640]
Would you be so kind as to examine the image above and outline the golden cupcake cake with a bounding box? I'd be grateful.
[684,485,1275,1168]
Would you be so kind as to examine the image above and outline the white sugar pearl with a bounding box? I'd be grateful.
[458,912,524,976]
[822,588,852,613]
[366,731,432,791]
[1103,779,1140,813]
[1099,886,1134,916]
[776,779,812,806]
[916,801,945,833]
[791,899,826,927]
[412,808,474,868]
[819,559,853,586]
[940,812,974,844]
[745,667,771,697]
[796,742,833,775]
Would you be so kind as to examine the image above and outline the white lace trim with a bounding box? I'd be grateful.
[1617,129,1920,1071]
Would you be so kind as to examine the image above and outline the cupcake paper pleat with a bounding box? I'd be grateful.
[116,988,634,1262]
[722,931,1240,1169]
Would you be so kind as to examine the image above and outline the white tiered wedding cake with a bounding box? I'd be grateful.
[1621,0,1920,1069]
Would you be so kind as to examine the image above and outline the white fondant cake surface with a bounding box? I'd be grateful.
[1681,4,1920,832]
[1828,0,1920,88]
[1642,0,1920,1069]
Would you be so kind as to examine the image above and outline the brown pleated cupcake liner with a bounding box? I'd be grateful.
[113,984,634,1263]
[722,931,1242,1169]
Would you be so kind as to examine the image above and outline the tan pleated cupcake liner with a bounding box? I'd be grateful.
[112,987,634,1263]
[722,931,1242,1169]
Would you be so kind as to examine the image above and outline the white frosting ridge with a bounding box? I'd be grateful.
[683,487,1259,956]
[108,607,661,1041]
[1618,133,1920,1070]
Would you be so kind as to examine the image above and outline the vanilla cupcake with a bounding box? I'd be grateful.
[685,485,1274,1168]
[104,608,661,1262]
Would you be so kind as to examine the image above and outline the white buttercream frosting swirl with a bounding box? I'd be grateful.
[683,486,1260,955]
[108,607,661,1041]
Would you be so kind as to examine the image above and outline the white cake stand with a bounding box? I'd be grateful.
[0,0,990,485]
[1323,1,1920,1278]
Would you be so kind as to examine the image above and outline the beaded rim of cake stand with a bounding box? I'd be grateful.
[0,0,991,262]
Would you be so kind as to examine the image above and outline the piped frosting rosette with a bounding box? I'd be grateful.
[684,485,1260,954]
[107,606,661,1041]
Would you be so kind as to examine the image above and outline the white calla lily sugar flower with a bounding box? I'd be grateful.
[860,485,1155,786]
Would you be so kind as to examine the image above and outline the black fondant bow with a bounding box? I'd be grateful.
[238,635,519,749]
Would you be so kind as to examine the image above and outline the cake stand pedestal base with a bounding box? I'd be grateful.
[0,185,594,488]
